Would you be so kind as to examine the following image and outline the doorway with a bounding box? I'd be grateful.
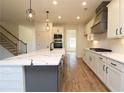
[66,29,76,54]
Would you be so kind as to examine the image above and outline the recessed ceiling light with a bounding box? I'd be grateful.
[53,1,58,5]
[82,1,87,6]
[58,16,62,19]
[76,16,80,20]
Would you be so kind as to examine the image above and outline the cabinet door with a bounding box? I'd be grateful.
[107,66,124,92]
[107,0,120,38]
[87,53,93,68]
[90,53,96,72]
[119,0,124,36]
[97,61,106,84]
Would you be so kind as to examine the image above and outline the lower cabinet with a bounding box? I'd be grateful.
[107,65,124,91]
[83,50,124,92]
[24,66,59,92]
[24,58,64,92]
[0,66,25,92]
[97,60,107,84]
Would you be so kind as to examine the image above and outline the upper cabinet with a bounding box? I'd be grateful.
[84,18,94,36]
[84,18,95,41]
[107,0,124,38]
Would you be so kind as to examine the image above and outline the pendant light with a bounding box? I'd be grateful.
[26,0,35,22]
[45,11,50,31]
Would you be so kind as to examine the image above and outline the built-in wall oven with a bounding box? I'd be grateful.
[54,34,63,48]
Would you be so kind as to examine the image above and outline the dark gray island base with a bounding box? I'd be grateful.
[24,62,63,92]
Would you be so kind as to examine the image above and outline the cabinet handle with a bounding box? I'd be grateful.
[111,63,117,66]
[120,27,122,34]
[116,28,118,35]
[106,67,108,74]
[99,57,103,60]
[89,57,92,61]
[103,65,105,71]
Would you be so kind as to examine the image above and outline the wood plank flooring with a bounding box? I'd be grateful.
[61,53,109,92]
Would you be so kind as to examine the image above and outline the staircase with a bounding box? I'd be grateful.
[0,25,27,56]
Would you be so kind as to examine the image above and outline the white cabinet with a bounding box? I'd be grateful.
[96,56,107,83]
[97,60,107,84]
[84,18,94,41]
[89,52,96,72]
[83,49,124,92]
[107,65,124,91]
[0,66,25,92]
[119,0,124,36]
[107,0,124,38]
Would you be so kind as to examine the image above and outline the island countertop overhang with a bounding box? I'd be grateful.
[0,48,65,66]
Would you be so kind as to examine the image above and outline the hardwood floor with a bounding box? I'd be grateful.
[61,53,109,92]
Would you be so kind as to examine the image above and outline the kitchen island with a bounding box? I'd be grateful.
[0,49,65,92]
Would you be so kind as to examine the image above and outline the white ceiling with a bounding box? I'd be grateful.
[1,0,110,25]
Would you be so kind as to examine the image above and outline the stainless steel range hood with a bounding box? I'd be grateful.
[91,1,110,34]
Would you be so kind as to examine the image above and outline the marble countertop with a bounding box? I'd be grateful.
[0,48,65,66]
[85,48,124,64]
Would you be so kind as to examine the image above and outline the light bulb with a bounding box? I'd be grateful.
[58,16,62,19]
[46,19,49,22]
[82,2,87,6]
[46,26,50,30]
[76,16,80,20]
[29,13,33,18]
[46,24,50,31]
[26,9,35,22]
[53,1,58,5]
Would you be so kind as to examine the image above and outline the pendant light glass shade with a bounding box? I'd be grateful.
[46,23,50,31]
[26,0,35,22]
[45,11,50,31]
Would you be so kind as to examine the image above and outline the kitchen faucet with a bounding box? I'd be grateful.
[50,42,54,51]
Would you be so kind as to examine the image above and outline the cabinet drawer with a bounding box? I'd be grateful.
[107,59,124,72]
[98,55,106,63]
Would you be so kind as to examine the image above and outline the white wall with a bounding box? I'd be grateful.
[0,45,14,60]
[0,0,2,24]
[1,21,19,37]
[88,33,124,54]
[77,25,88,57]
[35,22,53,50]
[19,25,36,53]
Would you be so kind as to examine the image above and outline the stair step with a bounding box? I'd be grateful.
[5,46,16,49]
[0,42,12,45]
[8,48,17,51]
[8,50,18,56]
[0,41,16,46]
[2,45,15,49]
[1,43,15,47]
[0,42,8,44]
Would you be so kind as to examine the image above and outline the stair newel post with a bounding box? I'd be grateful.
[0,33,1,42]
[16,43,19,56]
[25,43,27,53]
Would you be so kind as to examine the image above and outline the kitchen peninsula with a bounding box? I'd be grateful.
[0,49,65,92]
